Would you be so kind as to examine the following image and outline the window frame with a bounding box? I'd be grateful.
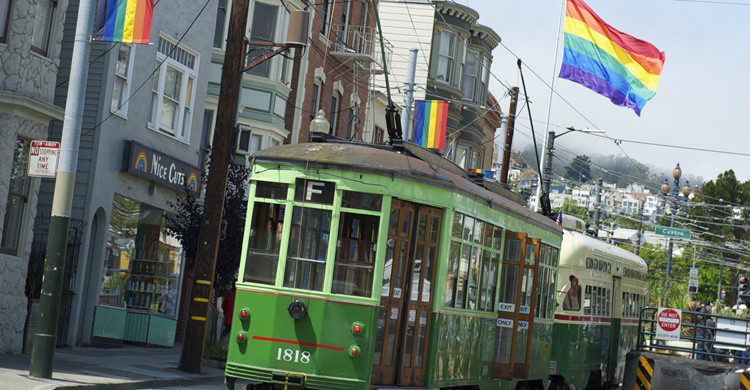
[246,1,279,78]
[1,137,31,256]
[111,43,136,118]
[0,0,12,43]
[310,80,322,122]
[329,92,341,135]
[31,0,56,56]
[435,29,456,84]
[462,49,480,101]
[213,0,229,49]
[148,35,200,143]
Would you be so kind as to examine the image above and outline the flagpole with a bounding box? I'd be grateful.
[535,0,567,212]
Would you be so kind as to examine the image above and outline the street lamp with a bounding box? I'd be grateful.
[308,110,331,141]
[662,163,689,306]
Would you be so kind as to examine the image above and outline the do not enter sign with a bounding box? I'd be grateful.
[655,307,682,341]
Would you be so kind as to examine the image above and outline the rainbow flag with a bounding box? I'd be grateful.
[560,0,665,115]
[93,0,154,44]
[412,100,448,150]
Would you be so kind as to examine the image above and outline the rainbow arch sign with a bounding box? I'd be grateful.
[122,140,201,196]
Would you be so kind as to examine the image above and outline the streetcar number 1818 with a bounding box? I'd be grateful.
[276,348,311,364]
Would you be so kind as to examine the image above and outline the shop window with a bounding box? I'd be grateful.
[149,36,199,142]
[247,2,278,78]
[332,213,379,297]
[283,207,331,291]
[98,194,184,317]
[1,138,30,255]
[213,0,228,48]
[32,0,56,55]
[244,202,285,285]
[111,44,135,117]
[0,0,11,42]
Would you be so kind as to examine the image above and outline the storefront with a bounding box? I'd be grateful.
[90,141,201,347]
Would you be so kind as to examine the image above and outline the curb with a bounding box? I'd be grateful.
[54,373,225,389]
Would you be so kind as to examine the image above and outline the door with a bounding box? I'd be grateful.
[372,199,442,387]
[492,234,539,379]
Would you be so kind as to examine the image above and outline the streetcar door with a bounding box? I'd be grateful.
[371,199,442,387]
[492,233,539,379]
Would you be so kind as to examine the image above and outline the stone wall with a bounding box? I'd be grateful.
[0,0,68,103]
[0,113,47,353]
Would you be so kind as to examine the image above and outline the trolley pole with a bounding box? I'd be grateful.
[499,87,519,185]
[29,0,96,378]
[401,49,418,140]
[179,0,250,373]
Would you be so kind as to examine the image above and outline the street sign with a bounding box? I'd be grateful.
[27,140,60,178]
[655,307,682,341]
[689,267,699,279]
[655,225,691,239]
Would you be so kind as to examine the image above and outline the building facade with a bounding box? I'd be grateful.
[0,0,66,352]
[375,0,501,170]
[32,0,215,348]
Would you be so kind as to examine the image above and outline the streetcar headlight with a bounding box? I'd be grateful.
[288,300,308,320]
[351,322,365,335]
[348,345,361,357]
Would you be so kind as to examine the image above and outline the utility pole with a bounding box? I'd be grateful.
[29,0,95,378]
[499,87,519,185]
[179,0,251,373]
[400,49,418,140]
[541,130,556,200]
[591,178,603,237]
[635,198,644,255]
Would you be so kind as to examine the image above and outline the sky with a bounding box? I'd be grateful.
[454,0,750,182]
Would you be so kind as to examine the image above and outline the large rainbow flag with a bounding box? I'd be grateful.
[412,100,449,150]
[93,0,154,44]
[560,0,665,115]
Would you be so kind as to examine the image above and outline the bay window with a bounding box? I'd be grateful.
[1,138,30,255]
[463,50,479,101]
[247,2,278,78]
[436,30,456,84]
[149,36,199,142]
[32,0,56,55]
[111,44,135,117]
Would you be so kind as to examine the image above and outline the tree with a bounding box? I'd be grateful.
[564,155,592,184]
[164,161,248,343]
[560,198,588,220]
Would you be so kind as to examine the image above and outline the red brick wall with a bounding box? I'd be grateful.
[296,0,377,143]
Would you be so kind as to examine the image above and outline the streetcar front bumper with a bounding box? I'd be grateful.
[225,362,369,389]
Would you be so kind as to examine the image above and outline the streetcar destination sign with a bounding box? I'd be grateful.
[655,226,691,239]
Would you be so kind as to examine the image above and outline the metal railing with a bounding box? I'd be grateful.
[328,24,393,69]
[637,306,750,363]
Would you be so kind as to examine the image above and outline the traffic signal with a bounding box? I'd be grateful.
[739,276,750,305]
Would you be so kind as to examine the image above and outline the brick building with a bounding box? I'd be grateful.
[295,0,388,142]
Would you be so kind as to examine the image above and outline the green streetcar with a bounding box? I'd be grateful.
[223,140,647,389]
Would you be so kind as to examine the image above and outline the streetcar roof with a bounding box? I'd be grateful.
[252,142,562,237]
[560,229,648,271]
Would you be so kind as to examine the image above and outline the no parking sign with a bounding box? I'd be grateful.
[655,307,682,341]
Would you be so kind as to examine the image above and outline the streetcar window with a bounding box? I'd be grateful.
[244,202,285,285]
[293,178,335,205]
[519,268,534,311]
[451,213,463,238]
[382,238,395,297]
[487,253,499,311]
[584,285,592,315]
[524,244,537,265]
[455,243,471,308]
[482,224,493,247]
[498,263,520,310]
[255,181,288,200]
[467,247,481,310]
[462,216,475,242]
[341,190,382,211]
[473,219,485,245]
[493,324,513,365]
[492,226,503,250]
[505,239,522,262]
[547,268,557,318]
[283,207,331,291]
[478,250,492,311]
[332,212,379,297]
[444,242,460,307]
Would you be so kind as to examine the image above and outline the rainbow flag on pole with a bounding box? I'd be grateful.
[560,0,665,115]
[93,0,154,44]
[412,100,449,150]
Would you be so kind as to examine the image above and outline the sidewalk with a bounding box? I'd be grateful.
[0,345,225,389]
